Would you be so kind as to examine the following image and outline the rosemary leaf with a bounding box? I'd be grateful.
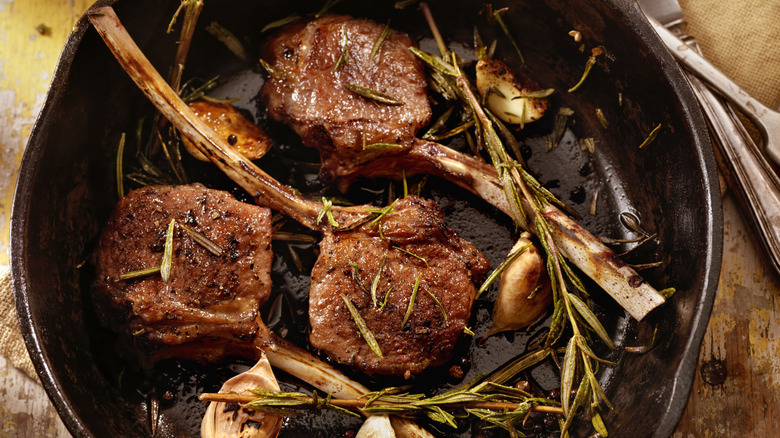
[402,169,408,198]
[408,46,458,77]
[568,48,602,92]
[510,88,555,99]
[659,287,676,299]
[421,105,456,139]
[345,83,404,105]
[561,374,590,431]
[492,7,524,63]
[477,241,531,298]
[116,132,126,200]
[560,336,578,417]
[592,411,609,436]
[341,294,383,358]
[401,273,423,328]
[575,334,617,366]
[368,199,398,228]
[595,108,609,129]
[261,14,301,33]
[392,246,429,267]
[424,289,448,320]
[485,348,551,385]
[334,24,349,71]
[378,286,393,310]
[178,221,224,256]
[119,265,162,281]
[160,219,176,283]
[317,197,339,227]
[424,118,476,142]
[315,0,341,18]
[370,21,391,61]
[349,262,370,294]
[638,123,662,149]
[370,256,387,307]
[205,21,247,61]
[568,293,616,349]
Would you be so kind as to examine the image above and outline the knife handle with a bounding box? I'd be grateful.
[685,70,780,275]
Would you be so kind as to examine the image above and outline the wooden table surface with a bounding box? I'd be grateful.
[1,1,778,437]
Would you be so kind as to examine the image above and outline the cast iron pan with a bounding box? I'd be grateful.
[12,0,721,436]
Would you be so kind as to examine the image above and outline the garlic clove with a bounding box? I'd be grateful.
[356,415,397,438]
[485,232,552,339]
[389,417,435,438]
[201,353,283,438]
[183,100,273,162]
[475,57,550,126]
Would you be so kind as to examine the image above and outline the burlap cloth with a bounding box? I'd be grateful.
[0,0,778,387]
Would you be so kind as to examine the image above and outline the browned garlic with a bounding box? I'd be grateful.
[485,232,552,338]
[475,57,550,126]
[201,353,283,438]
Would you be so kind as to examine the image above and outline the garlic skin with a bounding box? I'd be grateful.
[201,353,283,438]
[475,57,550,126]
[356,415,397,438]
[485,232,552,338]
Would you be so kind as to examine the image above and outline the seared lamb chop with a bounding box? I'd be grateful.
[310,196,489,375]
[92,183,273,365]
[261,14,432,182]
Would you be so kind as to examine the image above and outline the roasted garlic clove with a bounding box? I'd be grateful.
[389,417,435,438]
[356,415,397,438]
[485,232,552,338]
[201,353,282,438]
[475,57,550,126]
[183,101,273,161]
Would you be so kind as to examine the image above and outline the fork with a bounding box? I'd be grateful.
[638,2,780,275]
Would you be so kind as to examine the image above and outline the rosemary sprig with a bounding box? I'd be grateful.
[200,356,565,434]
[341,294,383,358]
[160,219,176,283]
[411,39,617,434]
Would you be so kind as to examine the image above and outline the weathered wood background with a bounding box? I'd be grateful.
[0,0,778,436]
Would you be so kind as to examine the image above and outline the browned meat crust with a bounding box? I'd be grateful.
[261,14,432,181]
[91,184,273,364]
[309,196,489,376]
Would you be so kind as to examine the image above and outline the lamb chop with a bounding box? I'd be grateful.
[90,8,488,379]
[260,14,666,321]
[310,196,489,376]
[92,183,273,365]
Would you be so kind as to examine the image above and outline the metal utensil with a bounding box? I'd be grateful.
[638,0,780,275]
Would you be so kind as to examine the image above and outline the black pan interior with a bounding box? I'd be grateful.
[12,0,721,437]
